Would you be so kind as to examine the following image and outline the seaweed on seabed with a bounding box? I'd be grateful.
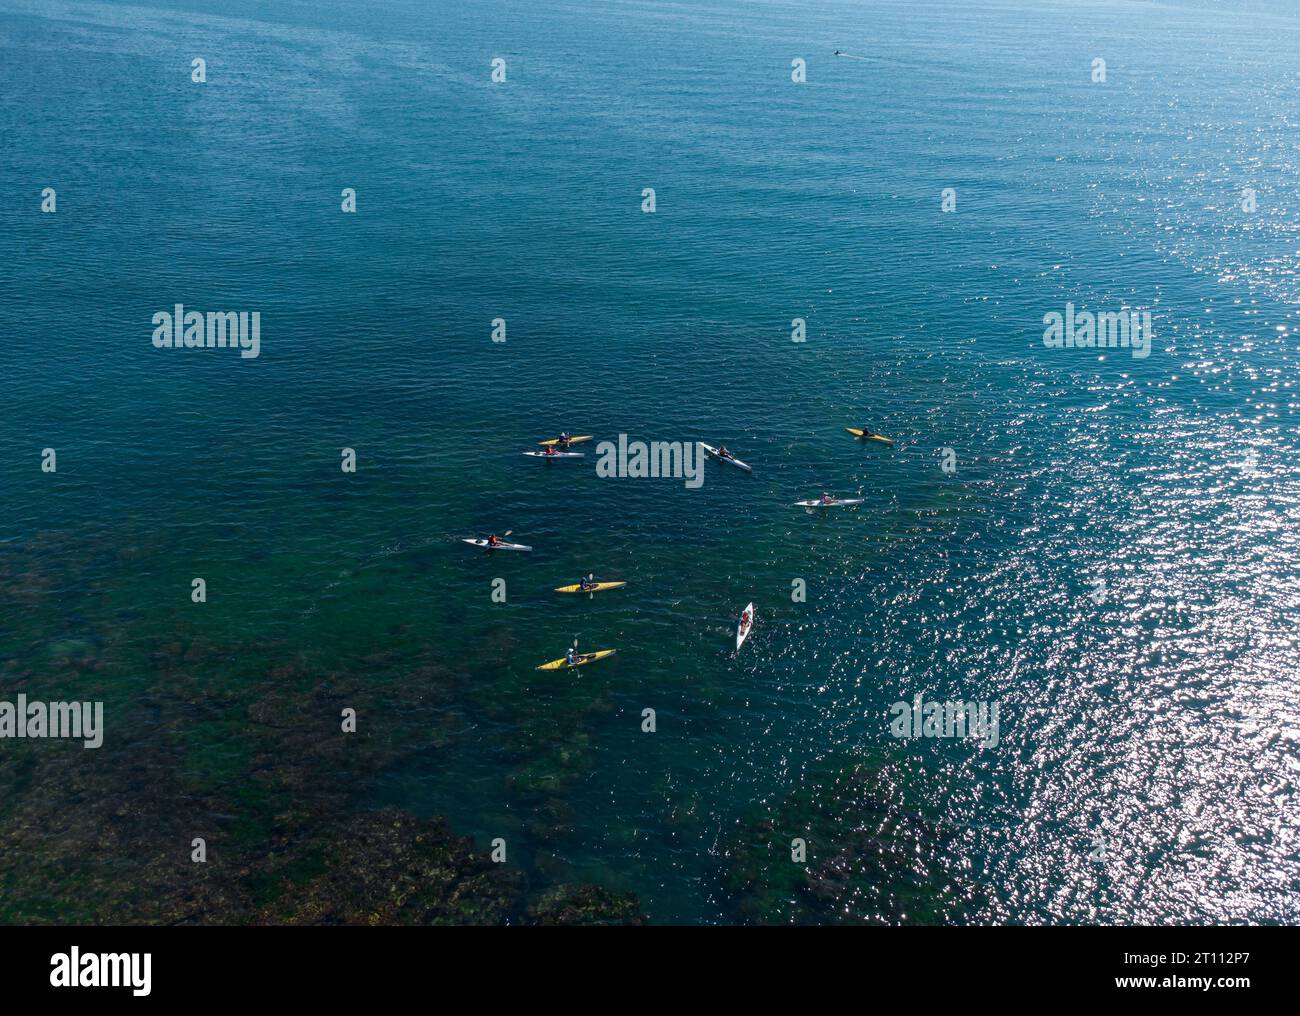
[257,811,646,925]
[720,756,989,925]
[528,884,647,926]
[0,628,643,924]
[255,810,524,925]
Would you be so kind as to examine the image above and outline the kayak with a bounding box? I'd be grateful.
[538,435,593,447]
[845,428,895,445]
[554,581,626,594]
[700,443,753,473]
[461,538,532,551]
[536,649,617,671]
[736,602,754,650]
[793,498,865,508]
[522,451,584,458]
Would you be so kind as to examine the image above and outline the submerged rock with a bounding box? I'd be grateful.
[722,759,988,925]
[258,810,523,926]
[0,528,643,926]
[528,884,647,926]
[0,628,642,925]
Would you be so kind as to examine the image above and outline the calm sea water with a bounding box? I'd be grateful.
[1,0,1297,923]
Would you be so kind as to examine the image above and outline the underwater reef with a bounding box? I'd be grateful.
[721,756,989,925]
[0,535,643,926]
[0,682,643,926]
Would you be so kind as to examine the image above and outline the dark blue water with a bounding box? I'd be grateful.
[1,0,1297,923]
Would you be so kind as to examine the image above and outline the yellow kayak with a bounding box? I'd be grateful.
[554,581,627,594]
[536,649,617,671]
[538,435,593,447]
[845,427,895,445]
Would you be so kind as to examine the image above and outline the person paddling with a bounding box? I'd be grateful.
[487,534,502,547]
[579,574,598,592]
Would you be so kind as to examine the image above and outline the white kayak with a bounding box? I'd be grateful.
[700,443,752,472]
[736,602,754,650]
[522,451,584,458]
[793,498,865,508]
[461,538,532,552]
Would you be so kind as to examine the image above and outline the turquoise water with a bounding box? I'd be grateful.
[1,0,1298,923]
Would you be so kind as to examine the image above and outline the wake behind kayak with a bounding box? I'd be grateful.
[793,497,865,508]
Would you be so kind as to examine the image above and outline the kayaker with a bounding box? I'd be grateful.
[557,432,571,448]
[820,492,836,505]
[487,534,502,547]
[717,445,731,459]
[565,646,578,665]
[579,574,597,592]
[858,427,876,438]
[544,446,558,457]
